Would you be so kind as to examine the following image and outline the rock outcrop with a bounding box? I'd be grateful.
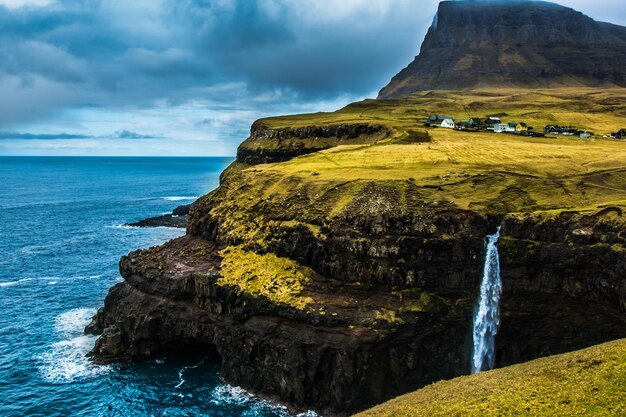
[126,204,191,228]
[378,1,626,98]
[237,121,390,165]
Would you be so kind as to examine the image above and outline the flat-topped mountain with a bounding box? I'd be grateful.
[378,0,626,98]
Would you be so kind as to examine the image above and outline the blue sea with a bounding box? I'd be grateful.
[0,157,308,417]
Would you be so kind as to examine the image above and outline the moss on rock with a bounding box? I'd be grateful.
[218,246,314,309]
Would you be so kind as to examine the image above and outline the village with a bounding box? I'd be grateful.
[424,115,626,140]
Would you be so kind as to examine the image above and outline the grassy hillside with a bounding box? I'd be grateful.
[354,338,626,417]
[261,88,626,135]
[255,128,626,215]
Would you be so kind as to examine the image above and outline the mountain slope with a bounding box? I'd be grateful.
[378,1,626,98]
[355,338,626,416]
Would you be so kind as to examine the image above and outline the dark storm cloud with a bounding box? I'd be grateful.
[0,0,431,127]
[0,0,623,155]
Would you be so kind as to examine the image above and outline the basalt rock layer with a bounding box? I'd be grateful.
[378,1,626,98]
[88,113,626,414]
[237,121,390,165]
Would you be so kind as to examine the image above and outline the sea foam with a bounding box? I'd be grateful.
[161,196,198,201]
[211,384,318,417]
[0,278,34,287]
[39,308,110,383]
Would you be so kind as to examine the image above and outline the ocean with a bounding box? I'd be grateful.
[0,157,306,417]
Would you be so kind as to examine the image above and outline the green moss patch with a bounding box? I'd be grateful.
[218,246,314,309]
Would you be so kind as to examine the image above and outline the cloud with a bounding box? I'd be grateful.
[0,0,624,155]
[113,130,162,139]
[0,131,90,139]
[0,130,161,140]
[0,0,52,9]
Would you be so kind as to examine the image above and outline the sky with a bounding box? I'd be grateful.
[0,0,624,156]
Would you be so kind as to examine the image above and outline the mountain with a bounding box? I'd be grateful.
[378,0,626,98]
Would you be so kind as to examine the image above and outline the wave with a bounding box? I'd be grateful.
[39,335,110,383]
[54,308,95,336]
[108,224,134,229]
[161,196,198,201]
[38,308,110,383]
[211,384,257,407]
[175,358,206,389]
[108,223,184,231]
[1,275,104,288]
[210,384,318,417]
[0,278,34,287]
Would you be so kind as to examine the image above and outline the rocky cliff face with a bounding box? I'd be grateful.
[87,121,626,414]
[237,121,390,165]
[379,1,626,98]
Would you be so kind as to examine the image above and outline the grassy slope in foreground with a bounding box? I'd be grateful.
[355,339,626,417]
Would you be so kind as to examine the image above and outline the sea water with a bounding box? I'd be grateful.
[0,157,308,417]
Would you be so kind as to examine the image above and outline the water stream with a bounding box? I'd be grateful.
[471,227,502,374]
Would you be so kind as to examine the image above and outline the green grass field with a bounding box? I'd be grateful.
[354,338,626,417]
[261,88,626,136]
[245,121,626,217]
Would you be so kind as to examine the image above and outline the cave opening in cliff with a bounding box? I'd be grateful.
[161,339,222,365]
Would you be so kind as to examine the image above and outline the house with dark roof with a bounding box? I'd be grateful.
[424,115,455,127]
[612,129,626,139]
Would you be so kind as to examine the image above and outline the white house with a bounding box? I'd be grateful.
[493,123,514,133]
[440,118,455,129]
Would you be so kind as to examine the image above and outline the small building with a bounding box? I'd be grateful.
[483,117,502,131]
[440,118,455,129]
[455,120,472,130]
[470,117,483,128]
[612,129,626,139]
[493,123,514,133]
[514,122,528,132]
[544,125,579,135]
[579,132,592,139]
[425,115,455,128]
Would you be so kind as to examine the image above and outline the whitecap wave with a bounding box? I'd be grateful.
[0,278,34,287]
[38,308,109,383]
[39,335,109,383]
[48,281,58,285]
[107,224,134,229]
[210,384,318,416]
[211,384,255,406]
[161,196,198,201]
[54,308,95,336]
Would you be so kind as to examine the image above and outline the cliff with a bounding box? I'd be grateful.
[378,1,626,98]
[87,88,626,416]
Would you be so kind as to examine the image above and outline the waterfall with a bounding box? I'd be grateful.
[471,227,502,374]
